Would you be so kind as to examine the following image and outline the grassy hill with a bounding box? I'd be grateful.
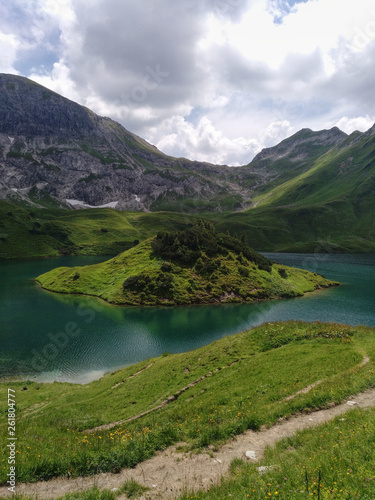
[1,320,375,489]
[180,405,375,500]
[252,128,375,210]
[243,127,347,196]
[216,128,375,252]
[0,200,200,260]
[35,222,336,306]
[1,124,375,258]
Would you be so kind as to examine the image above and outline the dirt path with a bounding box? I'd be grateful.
[2,385,375,500]
[87,361,240,434]
[252,191,272,208]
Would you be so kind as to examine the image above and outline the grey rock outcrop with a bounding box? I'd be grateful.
[0,74,356,212]
[0,74,253,211]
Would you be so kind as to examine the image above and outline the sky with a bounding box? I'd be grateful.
[1,0,375,165]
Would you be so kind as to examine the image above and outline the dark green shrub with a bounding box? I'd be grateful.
[258,261,272,273]
[123,273,151,291]
[238,265,250,277]
[148,272,175,298]
[278,268,288,278]
[151,220,273,271]
[195,256,220,275]
[123,272,174,298]
[236,253,247,265]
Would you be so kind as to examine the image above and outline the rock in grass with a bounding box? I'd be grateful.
[256,465,277,474]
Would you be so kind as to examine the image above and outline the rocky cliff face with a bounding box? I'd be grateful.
[0,74,358,212]
[0,75,100,138]
[0,74,255,212]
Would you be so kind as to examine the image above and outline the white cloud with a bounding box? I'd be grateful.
[262,120,294,147]
[0,32,20,73]
[2,0,375,164]
[154,115,261,165]
[29,61,81,102]
[40,0,75,25]
[334,115,375,134]
[151,116,294,165]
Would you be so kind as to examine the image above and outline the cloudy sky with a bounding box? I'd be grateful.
[1,0,375,165]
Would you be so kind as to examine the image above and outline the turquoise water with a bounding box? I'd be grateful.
[0,253,374,383]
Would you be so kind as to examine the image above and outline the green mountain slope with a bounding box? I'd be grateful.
[217,126,375,252]
[0,200,202,259]
[243,127,347,195]
[254,126,375,209]
[1,321,374,486]
[36,222,336,305]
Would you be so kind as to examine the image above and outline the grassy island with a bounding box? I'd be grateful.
[36,221,337,306]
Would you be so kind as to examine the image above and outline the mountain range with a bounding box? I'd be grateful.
[0,73,250,212]
[0,73,374,254]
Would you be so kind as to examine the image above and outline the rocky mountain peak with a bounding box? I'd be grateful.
[0,74,372,214]
[0,74,254,212]
[0,73,101,138]
[251,127,347,164]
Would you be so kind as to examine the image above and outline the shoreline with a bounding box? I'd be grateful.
[35,278,339,308]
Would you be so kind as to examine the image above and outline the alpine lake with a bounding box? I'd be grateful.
[1,253,374,384]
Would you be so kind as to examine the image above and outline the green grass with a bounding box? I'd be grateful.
[216,201,375,253]
[2,193,374,259]
[0,201,200,260]
[178,407,375,500]
[218,127,375,252]
[35,224,336,306]
[1,321,374,485]
[117,479,150,498]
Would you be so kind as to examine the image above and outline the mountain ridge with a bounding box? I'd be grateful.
[0,74,252,212]
[1,73,374,254]
[0,73,362,213]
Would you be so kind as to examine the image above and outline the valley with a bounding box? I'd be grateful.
[0,73,374,500]
[0,73,374,258]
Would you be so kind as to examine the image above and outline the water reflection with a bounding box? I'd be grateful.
[1,253,374,383]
